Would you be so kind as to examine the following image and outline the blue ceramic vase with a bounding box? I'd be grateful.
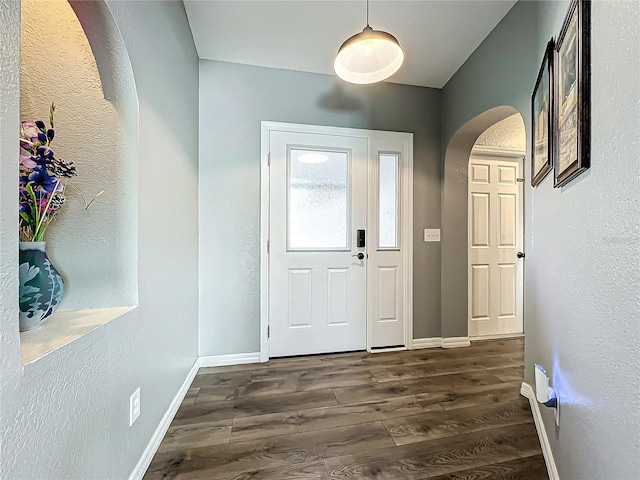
[19,242,65,331]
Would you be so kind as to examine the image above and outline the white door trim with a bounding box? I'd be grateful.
[471,145,526,159]
[402,137,414,351]
[260,121,413,361]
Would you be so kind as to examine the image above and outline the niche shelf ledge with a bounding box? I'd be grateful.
[20,306,136,365]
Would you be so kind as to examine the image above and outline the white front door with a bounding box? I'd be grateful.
[468,153,524,337]
[268,130,368,357]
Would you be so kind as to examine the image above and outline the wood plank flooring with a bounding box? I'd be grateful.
[144,337,547,480]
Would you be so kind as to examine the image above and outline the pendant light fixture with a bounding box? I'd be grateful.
[334,0,404,84]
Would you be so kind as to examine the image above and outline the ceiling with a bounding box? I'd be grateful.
[184,0,517,89]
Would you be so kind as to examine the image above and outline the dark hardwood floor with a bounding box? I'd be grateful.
[144,338,548,479]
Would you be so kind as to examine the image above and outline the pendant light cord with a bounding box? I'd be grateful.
[366,0,369,26]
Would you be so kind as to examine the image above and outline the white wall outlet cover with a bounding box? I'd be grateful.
[424,229,441,242]
[129,387,141,426]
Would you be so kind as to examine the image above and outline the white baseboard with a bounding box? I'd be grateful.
[411,337,443,349]
[370,346,408,354]
[411,337,471,349]
[442,336,471,348]
[128,360,200,480]
[198,352,261,368]
[520,382,560,480]
[470,333,524,341]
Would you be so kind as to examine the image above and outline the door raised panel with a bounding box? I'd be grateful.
[471,193,490,247]
[288,268,312,328]
[498,193,516,247]
[471,264,490,320]
[498,165,517,184]
[498,263,516,317]
[470,163,490,183]
[327,268,349,326]
[377,266,398,322]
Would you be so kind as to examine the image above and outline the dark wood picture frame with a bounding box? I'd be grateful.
[554,0,591,187]
[531,39,554,187]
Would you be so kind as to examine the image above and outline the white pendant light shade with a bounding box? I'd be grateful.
[334,26,404,84]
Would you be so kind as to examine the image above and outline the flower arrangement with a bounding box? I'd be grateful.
[19,103,102,242]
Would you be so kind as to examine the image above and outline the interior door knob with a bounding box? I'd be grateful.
[352,253,365,260]
[517,252,526,258]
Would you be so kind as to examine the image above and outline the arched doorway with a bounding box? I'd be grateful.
[441,106,526,340]
[468,114,526,338]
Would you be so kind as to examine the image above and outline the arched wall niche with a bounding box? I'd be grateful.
[441,105,525,338]
[20,0,138,317]
[68,0,137,107]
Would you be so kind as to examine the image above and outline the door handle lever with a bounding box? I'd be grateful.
[517,252,526,258]
[352,253,365,260]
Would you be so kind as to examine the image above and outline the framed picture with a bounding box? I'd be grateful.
[531,39,554,187]
[554,0,590,187]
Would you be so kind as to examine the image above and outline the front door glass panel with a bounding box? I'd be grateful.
[378,153,399,249]
[288,148,350,250]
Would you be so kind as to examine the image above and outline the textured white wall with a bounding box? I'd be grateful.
[20,0,136,309]
[476,113,525,151]
[0,1,22,471]
[0,1,199,478]
[526,2,640,477]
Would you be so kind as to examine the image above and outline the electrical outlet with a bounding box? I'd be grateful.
[424,229,441,242]
[129,387,140,426]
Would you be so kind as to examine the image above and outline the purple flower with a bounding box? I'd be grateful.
[20,146,36,168]
[36,145,54,160]
[28,165,58,192]
[18,104,91,241]
[21,122,40,143]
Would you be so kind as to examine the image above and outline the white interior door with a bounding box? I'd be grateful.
[269,130,368,357]
[468,153,524,337]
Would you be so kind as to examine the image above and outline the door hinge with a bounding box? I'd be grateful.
[267,153,271,166]
[517,177,525,183]
[267,325,270,338]
[267,239,270,253]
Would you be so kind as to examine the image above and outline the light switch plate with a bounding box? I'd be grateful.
[129,387,141,426]
[424,229,441,242]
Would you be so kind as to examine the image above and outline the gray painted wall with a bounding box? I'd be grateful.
[441,1,640,478]
[199,61,442,356]
[0,1,199,478]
